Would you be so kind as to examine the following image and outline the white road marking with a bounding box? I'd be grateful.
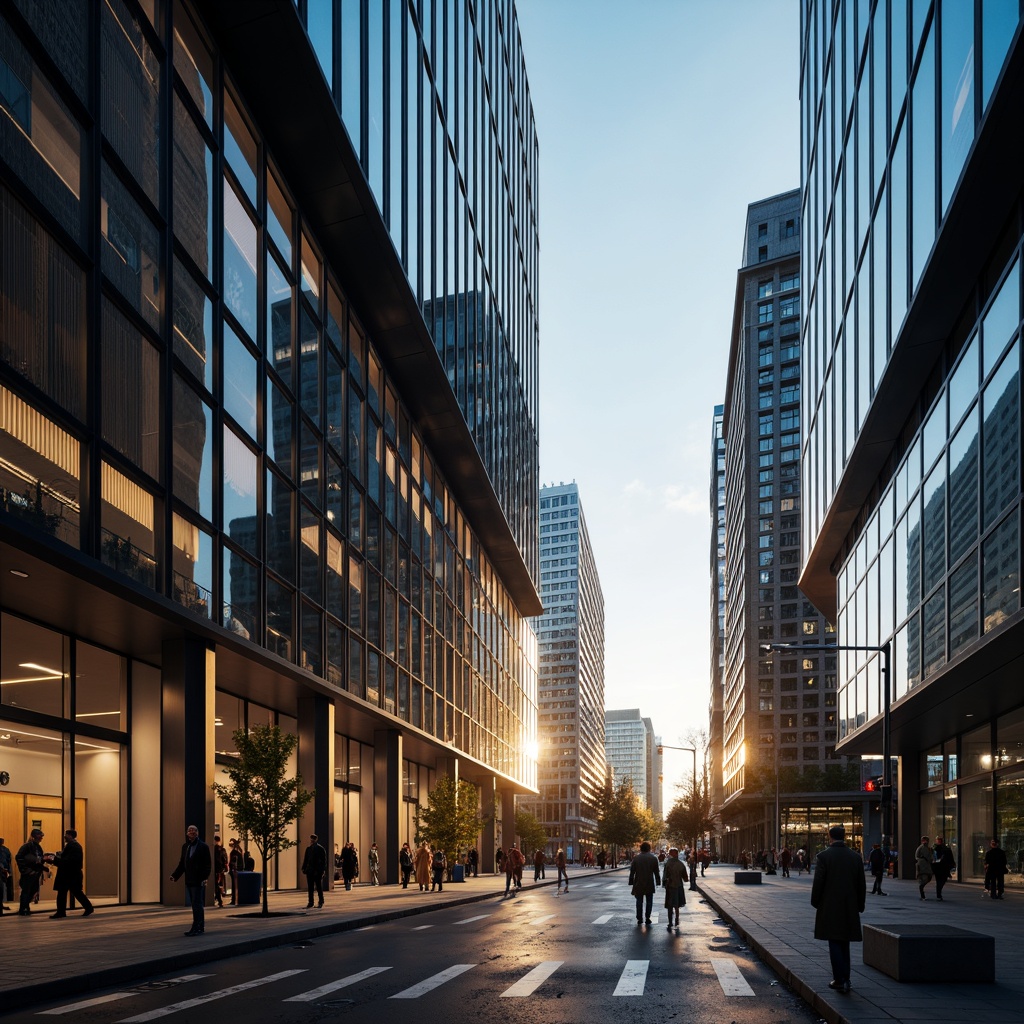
[581,882,600,888]
[116,971,306,1021]
[284,967,392,1002]
[528,914,555,925]
[39,980,212,1016]
[711,958,756,996]
[500,961,564,998]
[604,884,620,891]
[411,924,433,930]
[592,914,614,924]
[455,914,491,924]
[388,964,476,999]
[649,913,660,924]
[613,960,649,996]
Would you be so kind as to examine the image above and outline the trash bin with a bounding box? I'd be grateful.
[451,863,466,883]
[235,871,262,905]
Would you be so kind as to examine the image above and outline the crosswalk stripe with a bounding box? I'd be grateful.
[388,964,476,999]
[604,884,620,891]
[649,913,660,924]
[39,980,212,1016]
[500,961,564,998]
[411,924,433,930]
[592,914,614,924]
[613,960,649,996]
[711,959,755,996]
[116,971,306,1022]
[283,967,392,1002]
[580,882,600,888]
[455,914,491,924]
[528,914,555,925]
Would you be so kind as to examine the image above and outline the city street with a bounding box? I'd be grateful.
[8,879,818,1023]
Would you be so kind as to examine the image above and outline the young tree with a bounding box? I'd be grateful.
[212,724,314,915]
[515,809,549,858]
[414,775,486,878]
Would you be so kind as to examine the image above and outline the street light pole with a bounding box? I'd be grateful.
[766,641,893,852]
[659,743,699,891]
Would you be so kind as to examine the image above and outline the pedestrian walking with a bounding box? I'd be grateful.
[14,828,48,915]
[915,836,934,900]
[495,847,504,874]
[504,844,518,897]
[780,845,792,878]
[431,846,447,892]
[228,838,244,904]
[414,840,432,891]
[932,836,956,900]
[810,824,865,995]
[368,843,380,885]
[169,824,212,936]
[533,848,545,881]
[468,847,479,877]
[867,842,887,895]
[340,841,359,890]
[555,846,569,891]
[0,836,12,912]
[50,829,94,919]
[984,837,1008,899]
[629,841,661,925]
[213,836,228,907]
[597,847,607,871]
[662,847,688,928]
[399,842,414,888]
[301,833,327,908]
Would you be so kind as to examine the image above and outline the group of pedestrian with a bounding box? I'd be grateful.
[913,835,957,900]
[628,840,689,928]
[0,828,95,919]
[503,842,525,896]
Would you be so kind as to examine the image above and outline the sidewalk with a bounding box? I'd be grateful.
[0,865,614,1013]
[695,865,1024,1024]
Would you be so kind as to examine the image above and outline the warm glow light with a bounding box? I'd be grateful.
[524,740,539,761]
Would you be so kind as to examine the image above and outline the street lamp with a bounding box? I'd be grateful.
[764,641,892,852]
[658,743,699,891]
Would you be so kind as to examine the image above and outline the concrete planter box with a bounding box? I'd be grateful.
[733,871,762,884]
[863,923,994,982]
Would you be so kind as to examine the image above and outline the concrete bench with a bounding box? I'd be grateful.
[863,924,994,982]
[733,871,762,884]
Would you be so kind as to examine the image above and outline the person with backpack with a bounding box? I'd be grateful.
[431,846,447,892]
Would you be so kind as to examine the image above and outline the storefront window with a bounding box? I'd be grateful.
[996,772,1024,888]
[960,776,994,881]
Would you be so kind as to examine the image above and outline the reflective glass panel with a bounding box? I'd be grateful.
[981,341,1020,529]
[172,373,213,518]
[223,178,258,340]
[172,93,213,278]
[223,91,257,206]
[171,512,213,618]
[982,510,1019,633]
[222,323,258,439]
[0,613,67,717]
[173,258,213,391]
[100,461,156,589]
[222,426,257,552]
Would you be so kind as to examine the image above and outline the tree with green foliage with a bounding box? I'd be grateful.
[595,780,662,861]
[515,808,549,859]
[212,724,315,915]
[414,775,486,878]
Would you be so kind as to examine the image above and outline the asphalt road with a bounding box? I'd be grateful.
[16,879,821,1023]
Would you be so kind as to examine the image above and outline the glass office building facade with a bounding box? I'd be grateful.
[0,0,540,904]
[521,483,606,861]
[799,0,1024,879]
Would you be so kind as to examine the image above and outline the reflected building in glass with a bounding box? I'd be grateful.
[799,1,1024,883]
[520,482,606,861]
[0,0,540,904]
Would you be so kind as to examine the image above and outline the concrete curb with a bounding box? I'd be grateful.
[696,880,853,1024]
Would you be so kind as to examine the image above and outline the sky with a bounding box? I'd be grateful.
[514,0,801,801]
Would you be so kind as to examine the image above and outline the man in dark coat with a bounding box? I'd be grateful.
[628,841,661,925]
[301,833,327,908]
[932,836,956,901]
[51,829,94,918]
[170,824,212,936]
[984,837,1008,899]
[867,842,887,895]
[810,824,866,994]
[15,828,48,915]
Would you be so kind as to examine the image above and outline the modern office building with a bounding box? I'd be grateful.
[799,1,1024,883]
[708,404,726,846]
[520,481,606,860]
[0,0,541,906]
[721,191,871,860]
[605,708,657,810]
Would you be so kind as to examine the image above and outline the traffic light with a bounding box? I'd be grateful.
[863,775,883,792]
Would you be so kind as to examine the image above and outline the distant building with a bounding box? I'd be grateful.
[522,482,606,860]
[720,191,870,858]
[605,709,657,811]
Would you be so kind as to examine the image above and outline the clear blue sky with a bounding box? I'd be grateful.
[515,0,801,800]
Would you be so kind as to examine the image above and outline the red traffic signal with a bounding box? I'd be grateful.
[863,775,883,792]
